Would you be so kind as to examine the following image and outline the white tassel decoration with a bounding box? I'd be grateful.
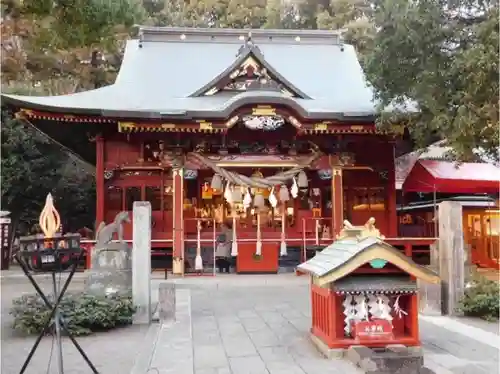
[297,170,308,188]
[280,241,287,256]
[224,183,233,204]
[291,177,299,198]
[243,188,252,209]
[254,193,265,208]
[280,208,287,256]
[195,221,203,271]
[211,174,223,190]
[279,184,290,202]
[269,186,278,208]
[231,215,238,256]
[256,213,262,256]
[232,186,243,202]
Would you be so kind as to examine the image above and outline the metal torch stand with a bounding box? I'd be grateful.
[15,251,99,374]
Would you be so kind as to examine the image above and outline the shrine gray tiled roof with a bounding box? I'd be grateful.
[2,27,382,119]
[333,276,418,294]
[297,236,381,277]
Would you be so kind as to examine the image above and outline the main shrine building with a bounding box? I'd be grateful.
[3,27,421,275]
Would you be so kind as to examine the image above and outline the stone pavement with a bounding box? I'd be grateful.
[140,275,500,374]
[2,272,499,374]
[139,276,361,374]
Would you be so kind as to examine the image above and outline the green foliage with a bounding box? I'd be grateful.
[2,0,146,90]
[1,110,64,227]
[458,274,499,321]
[364,0,499,162]
[0,110,96,233]
[10,292,136,336]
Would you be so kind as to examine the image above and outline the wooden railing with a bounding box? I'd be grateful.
[311,283,334,347]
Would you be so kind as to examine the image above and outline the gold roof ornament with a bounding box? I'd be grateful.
[336,217,385,241]
[39,193,61,240]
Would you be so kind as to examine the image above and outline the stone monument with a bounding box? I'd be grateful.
[438,201,465,315]
[85,212,132,296]
[132,202,152,324]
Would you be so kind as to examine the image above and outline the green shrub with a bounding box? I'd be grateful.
[458,274,500,321]
[10,292,136,336]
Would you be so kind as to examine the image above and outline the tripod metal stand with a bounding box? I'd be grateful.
[16,246,99,374]
[16,193,98,373]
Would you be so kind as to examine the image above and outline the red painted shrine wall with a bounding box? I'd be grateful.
[98,134,398,249]
[101,137,174,245]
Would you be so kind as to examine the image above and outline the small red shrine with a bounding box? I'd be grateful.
[298,219,440,351]
[2,27,428,275]
[396,142,500,270]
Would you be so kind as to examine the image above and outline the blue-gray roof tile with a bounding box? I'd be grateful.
[2,27,385,119]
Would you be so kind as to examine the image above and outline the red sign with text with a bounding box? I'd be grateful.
[353,319,394,342]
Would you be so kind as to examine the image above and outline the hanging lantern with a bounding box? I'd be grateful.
[291,177,299,198]
[211,174,223,191]
[254,194,265,209]
[232,186,243,202]
[297,170,308,188]
[224,183,233,204]
[268,187,278,208]
[243,189,252,209]
[279,185,290,202]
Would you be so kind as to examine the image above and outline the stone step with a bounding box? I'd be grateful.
[346,344,432,374]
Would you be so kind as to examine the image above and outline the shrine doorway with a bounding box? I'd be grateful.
[465,209,500,269]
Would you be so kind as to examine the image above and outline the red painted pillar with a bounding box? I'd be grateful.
[172,168,184,275]
[410,294,420,343]
[95,135,105,226]
[331,167,343,236]
[387,144,398,237]
[91,135,105,269]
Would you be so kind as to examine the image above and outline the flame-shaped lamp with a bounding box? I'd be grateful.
[18,193,81,273]
[39,193,61,246]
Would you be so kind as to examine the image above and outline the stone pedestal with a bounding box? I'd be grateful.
[172,257,184,275]
[346,345,424,374]
[85,242,132,296]
[158,283,176,322]
[132,202,152,324]
[438,201,465,315]
[417,277,442,315]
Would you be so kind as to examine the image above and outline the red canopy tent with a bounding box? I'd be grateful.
[403,160,500,194]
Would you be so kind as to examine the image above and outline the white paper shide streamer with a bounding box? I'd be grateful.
[268,187,278,208]
[195,220,203,271]
[256,213,262,256]
[243,188,252,209]
[280,206,287,256]
[393,296,408,319]
[342,295,356,335]
[231,215,238,256]
[291,177,299,198]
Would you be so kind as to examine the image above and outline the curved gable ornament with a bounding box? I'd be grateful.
[242,115,284,131]
[190,43,311,99]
